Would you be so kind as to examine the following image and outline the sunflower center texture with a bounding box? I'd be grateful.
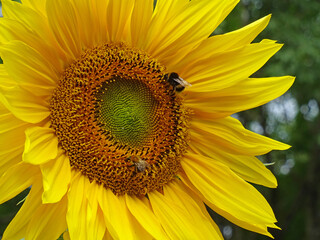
[49,43,189,195]
[96,77,157,148]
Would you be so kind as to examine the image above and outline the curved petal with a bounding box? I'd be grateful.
[0,85,50,123]
[0,107,30,153]
[2,0,49,36]
[69,0,107,48]
[175,15,271,73]
[2,181,42,240]
[21,0,47,15]
[46,0,81,60]
[66,172,88,240]
[149,187,206,239]
[106,0,135,43]
[0,64,16,88]
[181,153,278,237]
[188,142,277,188]
[86,180,107,240]
[0,148,22,177]
[23,126,58,165]
[40,151,71,203]
[1,0,68,70]
[98,185,135,240]
[0,162,39,204]
[0,40,58,95]
[145,0,239,68]
[186,76,295,118]
[130,0,153,48]
[26,195,68,240]
[163,180,223,239]
[180,41,283,90]
[125,194,168,239]
[0,18,65,73]
[190,116,290,156]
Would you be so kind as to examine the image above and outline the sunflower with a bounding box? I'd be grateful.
[0,0,294,239]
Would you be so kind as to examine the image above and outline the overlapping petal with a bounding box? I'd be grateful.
[98,185,136,240]
[0,85,50,123]
[23,126,58,165]
[163,180,223,239]
[2,181,42,240]
[86,181,107,240]
[46,0,82,60]
[40,151,71,203]
[25,195,68,240]
[0,162,38,204]
[130,0,153,48]
[126,194,168,239]
[181,153,278,237]
[186,76,294,118]
[179,41,282,91]
[0,18,65,73]
[145,0,239,68]
[106,0,135,43]
[66,173,89,240]
[189,143,277,188]
[175,14,271,73]
[190,116,289,156]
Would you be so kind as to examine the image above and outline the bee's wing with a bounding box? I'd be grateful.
[174,76,191,87]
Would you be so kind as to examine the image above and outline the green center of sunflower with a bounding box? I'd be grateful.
[49,43,189,196]
[96,77,157,148]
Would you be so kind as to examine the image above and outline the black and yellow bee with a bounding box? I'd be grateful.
[164,72,191,92]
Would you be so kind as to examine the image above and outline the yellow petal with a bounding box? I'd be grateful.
[2,0,48,36]
[190,116,289,156]
[26,195,68,240]
[0,111,29,134]
[0,64,16,87]
[40,151,71,203]
[106,0,135,43]
[130,0,153,48]
[46,0,81,60]
[186,76,295,118]
[66,172,88,240]
[0,162,38,204]
[23,126,58,165]
[175,15,271,73]
[1,0,68,71]
[63,231,71,240]
[148,189,204,239]
[21,0,47,15]
[2,181,42,240]
[189,142,277,188]
[182,153,278,237]
[0,18,65,73]
[98,185,135,240]
[0,109,30,155]
[164,180,223,239]
[146,0,239,68]
[0,40,57,96]
[125,194,168,239]
[180,41,283,90]
[86,181,107,240]
[0,85,50,123]
[0,148,21,177]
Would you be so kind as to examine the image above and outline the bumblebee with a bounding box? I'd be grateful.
[128,155,150,172]
[164,72,191,92]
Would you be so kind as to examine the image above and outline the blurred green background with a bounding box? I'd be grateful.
[0,0,320,239]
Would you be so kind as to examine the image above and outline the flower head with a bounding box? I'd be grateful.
[0,0,294,239]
